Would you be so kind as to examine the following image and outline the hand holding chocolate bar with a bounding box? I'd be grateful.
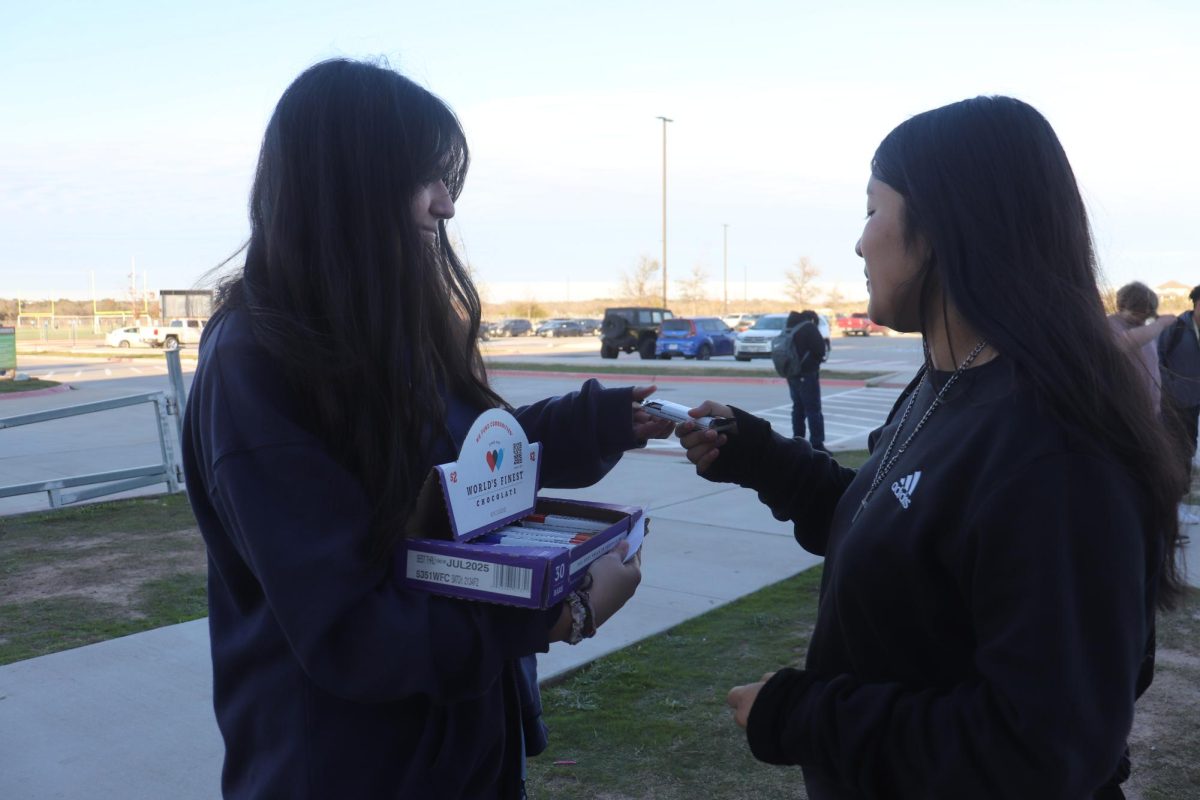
[583,540,643,629]
[631,385,676,442]
[674,400,735,475]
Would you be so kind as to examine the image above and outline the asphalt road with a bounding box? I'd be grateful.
[2,341,915,515]
[491,372,901,453]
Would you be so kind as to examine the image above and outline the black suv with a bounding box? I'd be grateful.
[599,306,673,359]
[496,318,533,337]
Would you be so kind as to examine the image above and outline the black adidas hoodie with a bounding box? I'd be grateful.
[704,357,1157,799]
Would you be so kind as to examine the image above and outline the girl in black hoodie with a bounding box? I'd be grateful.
[677,96,1188,800]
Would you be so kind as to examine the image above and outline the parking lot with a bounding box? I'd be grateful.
[482,329,925,377]
[3,335,920,515]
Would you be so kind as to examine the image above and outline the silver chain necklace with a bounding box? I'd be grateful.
[851,340,989,523]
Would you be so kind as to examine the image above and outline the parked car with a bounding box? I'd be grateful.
[655,317,736,360]
[734,313,788,361]
[479,320,499,338]
[143,318,206,349]
[721,312,761,332]
[496,318,533,337]
[105,326,145,348]
[735,313,833,361]
[599,306,673,359]
[538,320,586,338]
[836,312,891,336]
[577,318,602,336]
[816,315,832,357]
[534,318,568,336]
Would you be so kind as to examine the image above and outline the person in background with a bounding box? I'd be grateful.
[676,96,1186,799]
[1159,284,1200,495]
[785,309,827,450]
[183,58,670,799]
[1107,281,1175,412]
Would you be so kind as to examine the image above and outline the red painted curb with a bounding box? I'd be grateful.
[0,384,74,400]
[488,369,866,388]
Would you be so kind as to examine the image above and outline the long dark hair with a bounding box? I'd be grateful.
[871,95,1186,609]
[218,58,504,559]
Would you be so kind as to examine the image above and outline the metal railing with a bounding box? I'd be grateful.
[0,350,187,509]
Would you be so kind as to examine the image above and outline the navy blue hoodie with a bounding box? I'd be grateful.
[182,309,641,799]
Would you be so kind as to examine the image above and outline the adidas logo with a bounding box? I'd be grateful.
[891,471,922,509]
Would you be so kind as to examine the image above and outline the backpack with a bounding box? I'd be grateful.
[1160,317,1188,364]
[771,323,812,378]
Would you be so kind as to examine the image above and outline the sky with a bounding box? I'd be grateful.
[3,0,1198,305]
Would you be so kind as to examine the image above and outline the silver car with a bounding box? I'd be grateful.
[734,314,788,361]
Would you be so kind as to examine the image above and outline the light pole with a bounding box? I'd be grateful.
[656,116,673,309]
[722,223,729,315]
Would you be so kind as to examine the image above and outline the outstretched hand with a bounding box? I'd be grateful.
[675,400,734,474]
[726,672,775,729]
[631,385,674,442]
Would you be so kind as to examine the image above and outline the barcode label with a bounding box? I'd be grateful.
[406,550,534,599]
[492,564,533,592]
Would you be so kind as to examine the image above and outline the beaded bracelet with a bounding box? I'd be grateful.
[577,588,596,639]
[564,591,588,645]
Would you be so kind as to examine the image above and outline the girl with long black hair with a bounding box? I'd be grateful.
[183,58,669,799]
[677,96,1187,799]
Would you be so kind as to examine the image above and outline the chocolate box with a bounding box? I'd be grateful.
[399,408,646,608]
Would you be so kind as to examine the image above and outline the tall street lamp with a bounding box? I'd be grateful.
[723,223,729,316]
[656,115,672,309]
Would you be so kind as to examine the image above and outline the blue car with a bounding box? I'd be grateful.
[655,316,736,360]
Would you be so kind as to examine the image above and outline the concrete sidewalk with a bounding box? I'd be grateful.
[0,443,828,800]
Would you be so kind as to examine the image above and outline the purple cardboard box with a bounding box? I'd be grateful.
[399,409,646,608]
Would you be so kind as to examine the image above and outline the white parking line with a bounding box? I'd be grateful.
[130,367,143,374]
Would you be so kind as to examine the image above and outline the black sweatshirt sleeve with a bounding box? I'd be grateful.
[744,452,1150,798]
[514,379,638,489]
[699,406,857,556]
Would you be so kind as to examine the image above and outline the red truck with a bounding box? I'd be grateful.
[835,312,891,337]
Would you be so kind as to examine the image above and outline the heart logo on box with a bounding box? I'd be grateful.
[485,449,504,472]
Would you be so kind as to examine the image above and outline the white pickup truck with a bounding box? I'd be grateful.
[143,318,206,349]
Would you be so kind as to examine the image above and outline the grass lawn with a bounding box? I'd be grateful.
[530,569,822,799]
[0,493,206,665]
[0,378,61,394]
[1,469,1195,798]
[13,348,195,360]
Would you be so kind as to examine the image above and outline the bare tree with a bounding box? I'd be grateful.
[785,256,820,308]
[619,256,661,305]
[678,263,709,315]
[823,283,847,310]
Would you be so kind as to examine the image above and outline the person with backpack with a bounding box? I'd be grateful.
[774,310,827,450]
[1158,284,1200,484]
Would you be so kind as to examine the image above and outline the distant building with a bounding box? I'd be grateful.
[1156,280,1191,300]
